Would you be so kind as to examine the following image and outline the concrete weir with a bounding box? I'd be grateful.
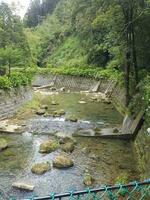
[33,74,144,140]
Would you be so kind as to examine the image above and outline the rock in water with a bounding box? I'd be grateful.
[51,101,59,105]
[0,139,8,151]
[59,137,76,145]
[36,109,46,115]
[65,116,78,122]
[53,109,66,117]
[31,162,51,175]
[147,128,150,134]
[83,174,95,186]
[61,142,74,153]
[78,101,86,104]
[39,140,58,154]
[53,154,74,169]
[113,128,119,133]
[50,87,57,91]
[12,182,34,191]
[60,87,65,92]
[40,105,48,109]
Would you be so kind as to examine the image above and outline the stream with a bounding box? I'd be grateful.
[0,91,139,199]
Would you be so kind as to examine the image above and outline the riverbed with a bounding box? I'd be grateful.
[0,91,139,199]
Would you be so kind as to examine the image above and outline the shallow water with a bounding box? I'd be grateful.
[0,92,139,199]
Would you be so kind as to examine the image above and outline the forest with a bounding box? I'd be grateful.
[0,0,150,121]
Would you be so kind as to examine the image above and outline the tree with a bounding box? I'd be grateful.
[24,0,60,27]
[0,2,31,73]
[0,46,24,75]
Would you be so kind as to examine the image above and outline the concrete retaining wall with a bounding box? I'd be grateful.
[0,86,32,120]
[33,74,126,110]
[33,74,99,91]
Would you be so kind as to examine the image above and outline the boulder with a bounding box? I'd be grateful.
[39,140,58,154]
[53,109,66,117]
[61,142,74,153]
[51,101,59,106]
[83,174,95,186]
[113,128,119,133]
[59,137,76,145]
[51,87,57,91]
[40,105,48,109]
[60,87,65,92]
[31,162,51,175]
[90,97,98,101]
[102,98,111,104]
[12,182,34,191]
[78,101,87,104]
[36,109,46,115]
[65,116,78,123]
[147,128,150,134]
[0,139,8,151]
[53,154,74,169]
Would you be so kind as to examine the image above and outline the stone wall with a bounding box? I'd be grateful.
[0,86,32,120]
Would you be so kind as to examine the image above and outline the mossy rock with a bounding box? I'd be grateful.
[113,128,119,133]
[0,139,8,151]
[59,137,76,145]
[51,101,59,105]
[61,142,75,153]
[39,140,58,154]
[31,162,51,175]
[83,174,95,186]
[36,109,46,115]
[50,87,57,91]
[40,105,48,109]
[78,101,87,104]
[53,154,74,169]
[65,116,78,122]
[53,109,66,117]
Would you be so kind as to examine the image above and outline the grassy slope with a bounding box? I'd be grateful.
[45,36,87,67]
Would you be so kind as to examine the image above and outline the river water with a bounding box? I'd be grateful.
[0,91,139,199]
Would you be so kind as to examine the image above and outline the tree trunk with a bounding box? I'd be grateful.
[131,22,139,85]
[8,59,11,77]
[125,44,131,107]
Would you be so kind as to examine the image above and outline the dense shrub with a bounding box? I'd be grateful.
[140,76,150,123]
[37,66,121,80]
[0,72,33,90]
[0,76,11,89]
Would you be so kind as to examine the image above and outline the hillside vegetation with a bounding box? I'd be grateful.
[0,0,150,122]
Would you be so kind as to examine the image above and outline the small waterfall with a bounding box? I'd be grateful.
[122,115,132,134]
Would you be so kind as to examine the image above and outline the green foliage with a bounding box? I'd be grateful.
[24,0,60,27]
[45,36,87,67]
[0,76,11,89]
[115,173,129,185]
[0,66,6,75]
[0,72,33,90]
[37,66,120,80]
[128,75,150,121]
[140,76,150,123]
[0,2,31,71]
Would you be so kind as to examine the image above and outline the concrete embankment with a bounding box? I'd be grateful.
[0,86,32,121]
